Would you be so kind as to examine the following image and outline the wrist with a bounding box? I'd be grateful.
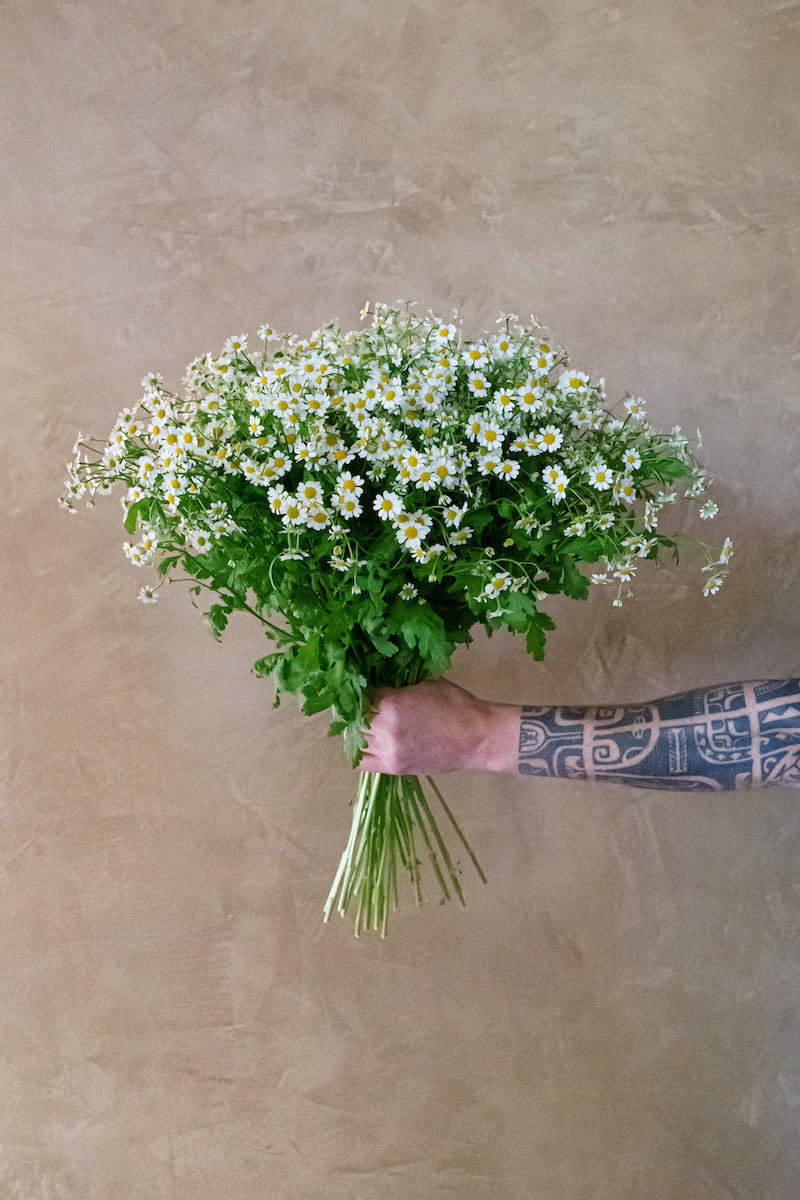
[470,700,523,772]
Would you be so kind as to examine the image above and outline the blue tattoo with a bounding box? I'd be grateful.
[518,679,800,790]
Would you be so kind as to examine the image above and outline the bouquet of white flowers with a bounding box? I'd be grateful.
[63,303,730,934]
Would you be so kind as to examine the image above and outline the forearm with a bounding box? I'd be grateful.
[515,679,800,790]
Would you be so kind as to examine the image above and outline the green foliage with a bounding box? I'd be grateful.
[68,303,730,752]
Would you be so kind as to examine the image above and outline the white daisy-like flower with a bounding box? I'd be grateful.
[141,371,164,395]
[523,433,547,456]
[621,448,641,471]
[138,586,158,604]
[684,474,707,498]
[336,471,364,498]
[490,388,517,416]
[223,334,248,356]
[266,484,288,514]
[614,478,637,505]
[467,372,490,398]
[538,424,563,453]
[478,421,503,450]
[703,575,723,596]
[481,570,512,598]
[587,462,612,490]
[238,457,262,483]
[124,542,149,566]
[379,379,404,410]
[558,370,590,394]
[531,342,557,373]
[516,381,544,413]
[498,459,520,480]
[429,365,457,391]
[412,463,438,490]
[449,526,473,545]
[332,494,363,519]
[476,451,502,476]
[442,502,467,527]
[624,396,646,418]
[399,447,424,475]
[396,513,432,551]
[399,583,418,600]
[699,500,718,519]
[430,453,458,489]
[463,344,489,369]
[594,513,615,530]
[569,406,594,429]
[279,496,307,527]
[305,506,332,530]
[187,528,216,553]
[465,414,484,442]
[591,572,610,585]
[490,333,514,360]
[262,453,290,480]
[542,466,569,502]
[139,528,159,558]
[433,323,456,344]
[212,355,234,378]
[136,456,158,483]
[718,536,733,564]
[374,491,402,520]
[297,479,324,506]
[565,520,587,537]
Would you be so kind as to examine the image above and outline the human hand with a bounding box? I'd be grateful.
[359,678,521,775]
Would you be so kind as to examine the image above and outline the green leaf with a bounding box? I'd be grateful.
[343,718,367,765]
[398,605,453,674]
[207,603,230,634]
[252,653,283,678]
[301,690,335,716]
[124,501,143,535]
[525,612,556,659]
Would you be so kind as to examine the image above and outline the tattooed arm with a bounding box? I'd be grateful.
[362,678,800,789]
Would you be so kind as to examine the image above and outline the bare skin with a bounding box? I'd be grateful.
[361,679,522,776]
[362,677,800,790]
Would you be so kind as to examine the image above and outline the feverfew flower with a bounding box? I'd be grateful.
[624,396,646,419]
[442,501,467,527]
[542,465,569,501]
[587,462,612,490]
[718,536,734,564]
[395,512,432,551]
[538,424,563,453]
[374,491,401,520]
[467,372,490,398]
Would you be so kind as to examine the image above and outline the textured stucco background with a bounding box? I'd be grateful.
[3,1,800,1197]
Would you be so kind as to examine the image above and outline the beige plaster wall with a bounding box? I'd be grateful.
[2,1,800,1196]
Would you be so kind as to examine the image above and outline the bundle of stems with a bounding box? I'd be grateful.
[323,772,487,936]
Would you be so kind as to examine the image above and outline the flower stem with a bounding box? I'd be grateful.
[324,772,485,935]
